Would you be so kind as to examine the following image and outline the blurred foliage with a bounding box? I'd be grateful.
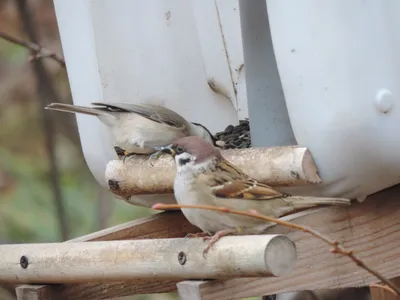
[0,0,153,244]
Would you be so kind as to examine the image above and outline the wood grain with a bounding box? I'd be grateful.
[1,236,296,283]
[176,185,400,299]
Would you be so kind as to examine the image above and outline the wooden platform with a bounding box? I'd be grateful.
[13,184,400,300]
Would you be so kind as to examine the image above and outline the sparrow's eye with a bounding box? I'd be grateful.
[175,146,185,154]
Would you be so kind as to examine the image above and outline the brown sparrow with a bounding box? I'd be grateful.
[155,136,352,255]
[45,102,218,159]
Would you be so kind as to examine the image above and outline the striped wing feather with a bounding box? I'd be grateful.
[199,159,286,201]
[91,102,189,129]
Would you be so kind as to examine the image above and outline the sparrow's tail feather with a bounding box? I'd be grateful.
[45,103,103,116]
[285,196,352,207]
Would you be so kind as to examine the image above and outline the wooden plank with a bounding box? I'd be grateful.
[68,210,199,242]
[176,185,400,299]
[15,285,55,300]
[371,277,400,300]
[177,281,204,300]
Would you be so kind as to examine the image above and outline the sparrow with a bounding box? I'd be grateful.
[45,102,218,159]
[155,136,352,255]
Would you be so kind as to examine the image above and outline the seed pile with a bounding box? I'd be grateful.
[214,119,251,149]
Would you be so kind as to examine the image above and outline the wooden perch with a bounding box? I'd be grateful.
[106,146,321,200]
[14,186,400,299]
[0,235,296,284]
[16,211,199,300]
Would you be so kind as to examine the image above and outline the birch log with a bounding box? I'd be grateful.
[105,146,321,199]
[0,235,296,284]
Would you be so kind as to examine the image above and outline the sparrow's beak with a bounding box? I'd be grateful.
[159,144,175,156]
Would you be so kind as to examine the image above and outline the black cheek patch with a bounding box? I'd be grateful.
[179,158,191,166]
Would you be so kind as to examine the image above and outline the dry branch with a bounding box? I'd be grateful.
[15,0,69,240]
[106,146,321,201]
[0,31,66,67]
[0,235,296,283]
[152,202,400,296]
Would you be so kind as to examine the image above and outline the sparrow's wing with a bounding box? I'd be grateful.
[199,159,287,201]
[91,102,189,129]
[213,179,285,200]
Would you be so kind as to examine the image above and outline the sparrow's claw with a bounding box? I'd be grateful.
[149,149,164,166]
[114,146,136,163]
[122,151,136,163]
[148,145,170,166]
[202,229,236,258]
[114,146,126,158]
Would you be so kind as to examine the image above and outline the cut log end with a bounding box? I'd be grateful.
[264,235,297,276]
[301,149,322,184]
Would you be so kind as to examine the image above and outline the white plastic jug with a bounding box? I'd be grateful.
[54,0,400,203]
[266,0,400,199]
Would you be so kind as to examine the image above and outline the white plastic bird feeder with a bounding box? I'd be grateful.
[54,0,400,202]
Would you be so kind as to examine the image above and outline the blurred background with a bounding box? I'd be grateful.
[0,0,175,299]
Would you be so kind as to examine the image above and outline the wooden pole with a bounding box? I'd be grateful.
[0,235,296,284]
[106,146,321,202]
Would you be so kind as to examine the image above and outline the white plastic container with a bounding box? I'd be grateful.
[53,0,246,188]
[266,0,400,199]
[54,0,400,202]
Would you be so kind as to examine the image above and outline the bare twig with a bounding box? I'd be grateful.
[0,31,66,67]
[152,203,400,296]
[15,0,69,240]
[370,283,398,296]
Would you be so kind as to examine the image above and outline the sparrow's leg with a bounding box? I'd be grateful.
[202,229,237,258]
[117,148,150,163]
[114,146,142,162]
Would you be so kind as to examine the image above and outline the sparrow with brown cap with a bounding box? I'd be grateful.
[154,136,352,256]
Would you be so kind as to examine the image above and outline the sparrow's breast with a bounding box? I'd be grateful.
[173,174,225,232]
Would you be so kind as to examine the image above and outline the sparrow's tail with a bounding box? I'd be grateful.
[285,196,352,208]
[45,103,104,116]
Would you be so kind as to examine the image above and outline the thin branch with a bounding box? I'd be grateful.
[152,203,400,296]
[15,0,69,240]
[0,31,66,67]
[370,283,398,296]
